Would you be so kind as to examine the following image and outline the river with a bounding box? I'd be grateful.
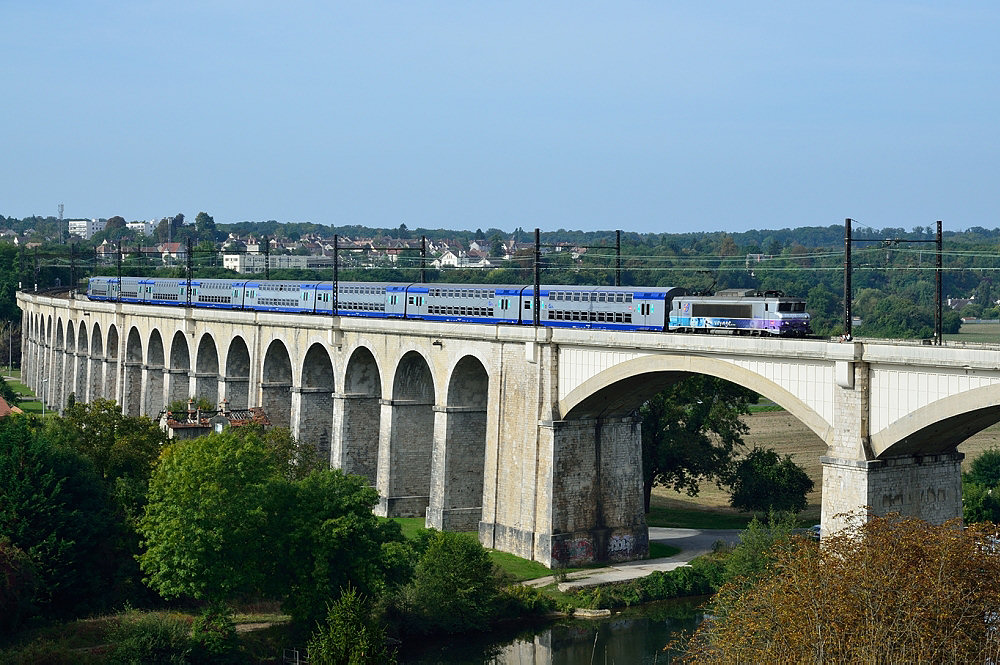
[398,597,707,664]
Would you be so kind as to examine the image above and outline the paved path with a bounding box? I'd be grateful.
[524,528,742,591]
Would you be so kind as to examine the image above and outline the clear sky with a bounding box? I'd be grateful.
[3,2,998,234]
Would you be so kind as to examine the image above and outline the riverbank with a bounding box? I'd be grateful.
[525,527,742,591]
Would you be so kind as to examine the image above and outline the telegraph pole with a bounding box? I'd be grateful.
[844,218,852,338]
[533,228,541,326]
[332,234,339,316]
[615,229,621,287]
[421,235,427,283]
[186,237,193,308]
[936,220,943,345]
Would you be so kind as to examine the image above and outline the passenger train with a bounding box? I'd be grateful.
[87,276,812,336]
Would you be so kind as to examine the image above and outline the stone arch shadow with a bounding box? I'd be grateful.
[426,354,489,532]
[334,345,382,483]
[376,350,435,518]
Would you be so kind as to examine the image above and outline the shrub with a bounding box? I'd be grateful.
[0,539,38,633]
[686,515,1000,662]
[308,587,396,665]
[189,603,240,664]
[407,531,499,634]
[105,611,191,665]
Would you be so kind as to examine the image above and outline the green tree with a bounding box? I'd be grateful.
[275,469,410,625]
[0,416,118,618]
[962,481,1000,524]
[139,430,279,602]
[722,510,799,592]
[640,376,757,512]
[308,586,397,665]
[139,428,405,621]
[44,399,167,523]
[0,538,38,633]
[964,446,1000,487]
[727,447,814,514]
[406,531,499,634]
[195,211,219,243]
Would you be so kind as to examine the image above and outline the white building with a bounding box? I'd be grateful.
[222,253,335,274]
[67,218,106,240]
[126,219,156,236]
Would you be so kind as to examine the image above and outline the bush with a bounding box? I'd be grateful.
[406,532,499,634]
[687,515,1000,662]
[308,586,396,665]
[105,611,191,665]
[576,560,723,610]
[0,539,38,633]
[494,584,557,617]
[189,603,240,664]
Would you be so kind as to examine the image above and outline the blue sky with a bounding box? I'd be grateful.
[3,2,998,234]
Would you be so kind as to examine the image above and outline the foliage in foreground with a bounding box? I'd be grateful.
[138,427,407,626]
[308,587,397,665]
[0,415,120,622]
[684,515,1000,663]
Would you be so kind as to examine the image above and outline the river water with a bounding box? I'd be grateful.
[398,597,707,664]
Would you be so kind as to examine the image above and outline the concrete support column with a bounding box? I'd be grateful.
[89,355,103,402]
[74,352,87,404]
[331,393,380,482]
[221,376,250,410]
[482,417,648,569]
[427,405,487,532]
[821,452,964,528]
[375,398,434,518]
[106,358,119,406]
[51,351,63,410]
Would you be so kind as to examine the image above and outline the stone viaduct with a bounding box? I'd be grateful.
[18,290,1000,567]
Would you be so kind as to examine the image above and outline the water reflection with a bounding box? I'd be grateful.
[399,598,706,664]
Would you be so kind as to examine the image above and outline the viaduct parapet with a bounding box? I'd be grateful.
[19,291,994,566]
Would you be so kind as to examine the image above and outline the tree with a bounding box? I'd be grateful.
[139,428,406,620]
[308,586,397,665]
[406,531,499,634]
[965,446,1000,487]
[640,376,757,512]
[138,430,280,602]
[727,447,814,514]
[0,538,38,633]
[44,399,167,527]
[686,515,1000,662]
[0,416,118,618]
[194,211,218,242]
[274,469,410,625]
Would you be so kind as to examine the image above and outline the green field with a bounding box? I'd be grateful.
[947,321,1000,343]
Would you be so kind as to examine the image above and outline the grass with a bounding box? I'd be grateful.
[946,321,1000,343]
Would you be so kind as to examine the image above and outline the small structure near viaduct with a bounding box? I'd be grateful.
[18,291,997,567]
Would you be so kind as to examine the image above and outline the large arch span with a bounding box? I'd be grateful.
[559,354,831,442]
